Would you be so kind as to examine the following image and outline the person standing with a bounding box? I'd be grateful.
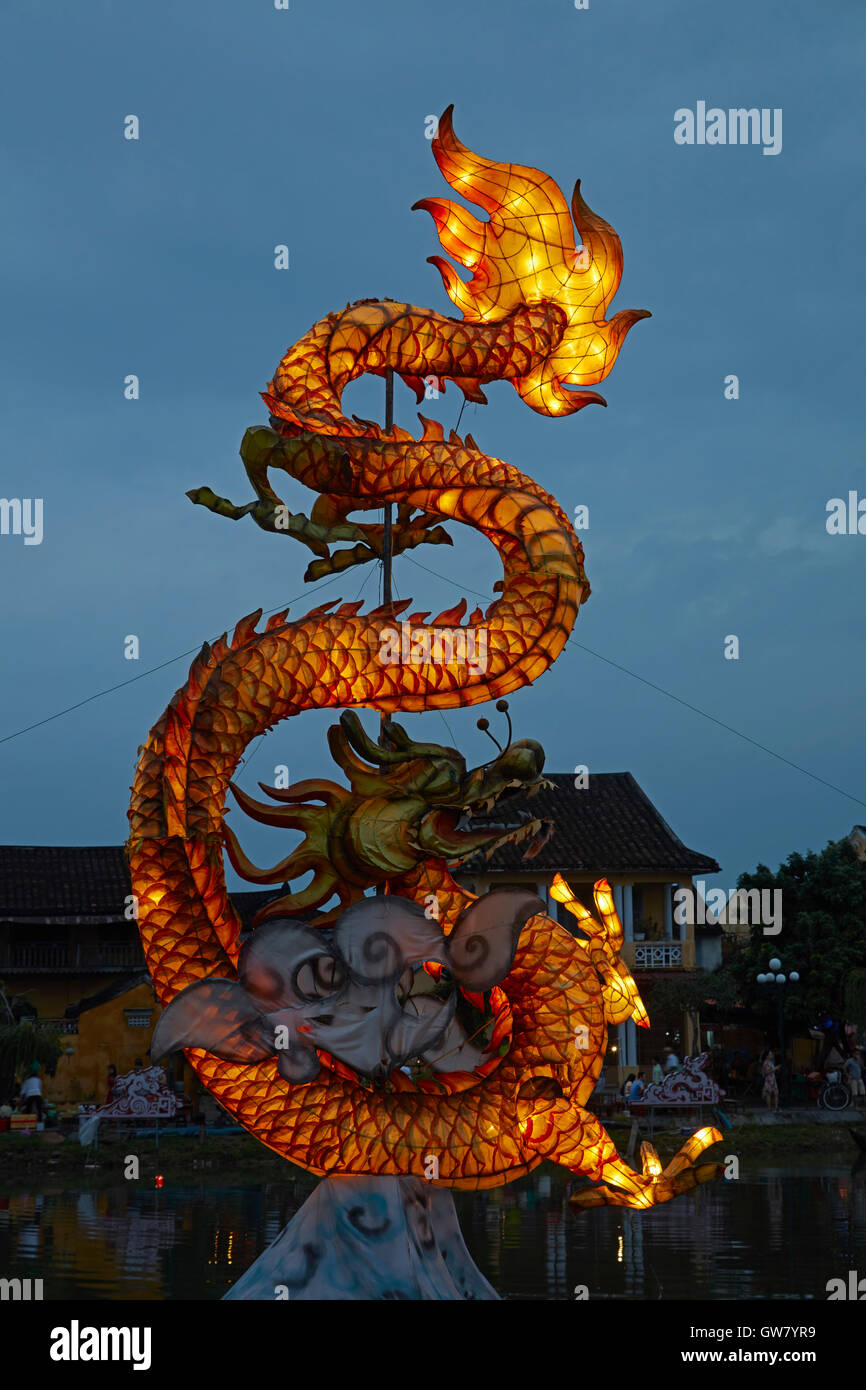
[19,1063,43,1123]
[663,1046,680,1072]
[844,1051,865,1109]
[761,1048,780,1112]
[651,1055,663,1084]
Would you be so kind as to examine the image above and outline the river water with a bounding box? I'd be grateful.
[1,1160,864,1300]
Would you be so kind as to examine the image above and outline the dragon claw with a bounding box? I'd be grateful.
[569,1126,724,1212]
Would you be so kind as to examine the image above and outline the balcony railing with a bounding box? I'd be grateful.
[1,943,144,971]
[35,1018,79,1035]
[634,942,683,969]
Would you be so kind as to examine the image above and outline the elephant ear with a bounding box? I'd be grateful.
[151,978,272,1064]
[446,890,545,992]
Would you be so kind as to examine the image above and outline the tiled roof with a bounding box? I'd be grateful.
[0,845,131,921]
[460,772,719,876]
[0,844,288,928]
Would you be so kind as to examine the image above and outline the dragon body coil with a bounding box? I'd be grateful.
[128,109,720,1207]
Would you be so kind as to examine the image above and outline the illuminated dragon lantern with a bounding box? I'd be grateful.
[129,108,721,1220]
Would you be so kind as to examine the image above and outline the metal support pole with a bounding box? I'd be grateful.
[376,370,395,899]
[380,368,394,741]
[381,369,394,615]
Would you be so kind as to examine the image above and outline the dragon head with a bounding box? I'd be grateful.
[224,704,552,926]
[413,105,650,417]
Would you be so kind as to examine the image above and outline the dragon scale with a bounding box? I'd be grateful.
[128,109,721,1204]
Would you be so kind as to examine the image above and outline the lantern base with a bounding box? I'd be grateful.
[222,1174,499,1300]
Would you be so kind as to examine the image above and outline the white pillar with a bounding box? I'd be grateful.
[663,883,673,940]
[622,884,634,942]
[614,1023,639,1073]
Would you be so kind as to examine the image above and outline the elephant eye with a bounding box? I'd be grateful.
[296,955,346,1000]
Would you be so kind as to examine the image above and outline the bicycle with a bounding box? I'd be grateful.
[819,1077,851,1112]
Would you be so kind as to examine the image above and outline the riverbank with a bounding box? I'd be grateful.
[0,1117,862,1184]
[0,1129,316,1187]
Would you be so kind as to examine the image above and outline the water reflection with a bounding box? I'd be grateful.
[0,1163,864,1300]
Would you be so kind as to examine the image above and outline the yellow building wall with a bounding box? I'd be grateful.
[8,975,115,1019]
[40,981,163,1108]
[637,884,666,938]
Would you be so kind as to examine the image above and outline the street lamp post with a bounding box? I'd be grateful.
[756,957,800,1103]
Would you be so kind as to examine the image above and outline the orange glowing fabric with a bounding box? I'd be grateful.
[128,108,720,1204]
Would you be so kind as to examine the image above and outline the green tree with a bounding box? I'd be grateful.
[844,968,866,1032]
[0,983,62,1100]
[722,838,866,1030]
[652,840,866,1041]
[650,968,742,1035]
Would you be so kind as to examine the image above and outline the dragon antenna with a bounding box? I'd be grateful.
[495,699,513,748]
[476,717,503,754]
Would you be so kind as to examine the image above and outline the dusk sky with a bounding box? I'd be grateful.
[1,0,863,895]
